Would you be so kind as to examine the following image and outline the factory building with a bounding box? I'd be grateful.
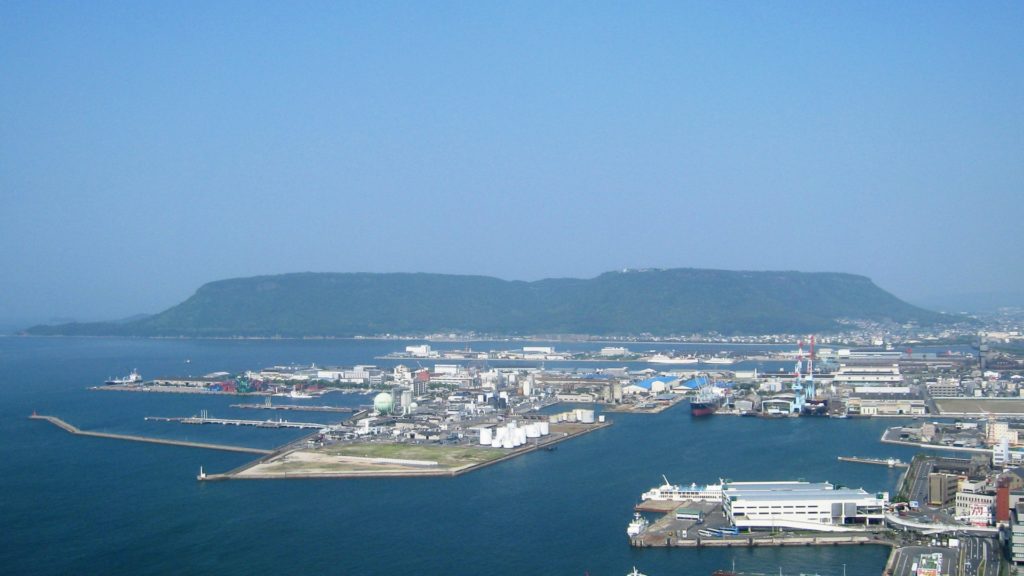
[832,361,903,388]
[722,481,888,532]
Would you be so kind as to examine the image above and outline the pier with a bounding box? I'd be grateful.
[837,456,908,468]
[229,402,355,413]
[29,414,272,455]
[145,415,326,429]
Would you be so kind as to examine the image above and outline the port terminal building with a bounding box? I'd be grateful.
[722,481,888,532]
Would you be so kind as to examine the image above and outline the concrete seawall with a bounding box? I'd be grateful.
[29,414,273,455]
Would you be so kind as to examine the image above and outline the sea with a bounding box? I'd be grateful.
[0,337,942,575]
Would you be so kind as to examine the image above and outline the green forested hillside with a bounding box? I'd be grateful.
[25,269,954,337]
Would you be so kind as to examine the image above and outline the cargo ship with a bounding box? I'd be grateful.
[690,382,721,416]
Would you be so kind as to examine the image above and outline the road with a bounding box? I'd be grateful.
[958,535,999,576]
[890,545,959,576]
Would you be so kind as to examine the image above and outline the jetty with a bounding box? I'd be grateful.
[29,414,272,455]
[145,415,326,429]
[229,402,354,413]
[837,456,908,468]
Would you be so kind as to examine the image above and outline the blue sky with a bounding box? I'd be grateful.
[2,1,1022,322]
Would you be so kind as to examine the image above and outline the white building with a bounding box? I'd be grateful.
[405,344,432,357]
[832,362,903,387]
[722,481,888,532]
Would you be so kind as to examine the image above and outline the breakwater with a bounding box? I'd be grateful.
[29,414,273,455]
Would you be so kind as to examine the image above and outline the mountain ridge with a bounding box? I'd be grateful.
[24,268,957,337]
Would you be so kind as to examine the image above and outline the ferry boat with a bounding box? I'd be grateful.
[641,475,723,502]
[644,354,698,364]
[626,512,649,537]
[104,369,142,386]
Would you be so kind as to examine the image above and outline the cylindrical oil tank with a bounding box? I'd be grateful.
[525,424,540,438]
[479,427,493,445]
[577,409,595,423]
[502,437,514,449]
[490,438,502,448]
[539,421,550,435]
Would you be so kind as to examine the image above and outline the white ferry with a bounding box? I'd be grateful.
[626,512,649,537]
[643,354,698,364]
[104,369,142,386]
[641,475,723,502]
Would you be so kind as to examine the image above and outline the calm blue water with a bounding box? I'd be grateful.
[0,338,923,575]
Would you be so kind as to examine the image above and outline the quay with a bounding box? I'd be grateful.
[29,414,272,455]
[145,415,326,429]
[628,500,888,549]
[837,456,908,468]
[229,403,355,413]
[199,420,613,481]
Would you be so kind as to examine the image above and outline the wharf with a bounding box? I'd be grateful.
[145,416,326,429]
[200,421,613,481]
[29,414,272,455]
[838,456,908,468]
[628,500,888,549]
[230,403,355,413]
[602,395,686,414]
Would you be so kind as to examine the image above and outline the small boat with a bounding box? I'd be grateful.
[627,568,647,576]
[104,369,142,386]
[626,512,649,537]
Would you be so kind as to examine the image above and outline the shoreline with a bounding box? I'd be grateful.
[201,421,612,481]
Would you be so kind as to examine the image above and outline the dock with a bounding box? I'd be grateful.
[628,500,887,549]
[29,414,272,455]
[145,415,326,429]
[229,403,355,413]
[838,456,909,468]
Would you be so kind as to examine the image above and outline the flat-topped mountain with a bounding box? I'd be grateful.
[25,269,955,337]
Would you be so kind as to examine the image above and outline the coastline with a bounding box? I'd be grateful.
[200,421,612,481]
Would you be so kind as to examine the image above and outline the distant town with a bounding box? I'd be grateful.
[31,305,1024,575]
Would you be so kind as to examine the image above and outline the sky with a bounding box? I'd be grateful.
[2,1,1022,324]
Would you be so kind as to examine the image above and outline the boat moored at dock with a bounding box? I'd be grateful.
[641,475,723,502]
[626,512,649,537]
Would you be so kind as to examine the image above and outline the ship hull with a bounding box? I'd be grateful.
[690,403,718,417]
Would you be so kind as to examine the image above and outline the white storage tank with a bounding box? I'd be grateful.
[539,421,550,435]
[491,438,502,448]
[479,427,493,446]
[515,429,527,446]
[502,437,514,449]
[577,409,595,423]
[525,424,540,438]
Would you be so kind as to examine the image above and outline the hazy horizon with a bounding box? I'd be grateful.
[3,3,1022,323]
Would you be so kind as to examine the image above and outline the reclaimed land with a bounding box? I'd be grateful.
[601,395,687,413]
[205,422,609,480]
[932,397,1024,415]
